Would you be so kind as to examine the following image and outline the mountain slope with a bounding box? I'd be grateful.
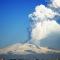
[0,43,60,54]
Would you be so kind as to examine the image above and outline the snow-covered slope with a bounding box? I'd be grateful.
[0,43,60,54]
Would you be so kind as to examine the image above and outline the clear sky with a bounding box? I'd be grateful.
[0,0,60,48]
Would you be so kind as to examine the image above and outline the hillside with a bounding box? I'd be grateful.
[0,43,60,55]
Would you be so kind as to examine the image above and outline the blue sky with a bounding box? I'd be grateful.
[0,0,54,48]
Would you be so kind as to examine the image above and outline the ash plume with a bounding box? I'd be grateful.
[28,0,60,47]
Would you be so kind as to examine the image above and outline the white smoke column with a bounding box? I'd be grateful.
[51,0,60,8]
[28,4,60,42]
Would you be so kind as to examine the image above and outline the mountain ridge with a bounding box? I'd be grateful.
[0,43,60,55]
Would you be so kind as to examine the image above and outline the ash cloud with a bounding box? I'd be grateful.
[50,0,60,8]
[28,0,60,48]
